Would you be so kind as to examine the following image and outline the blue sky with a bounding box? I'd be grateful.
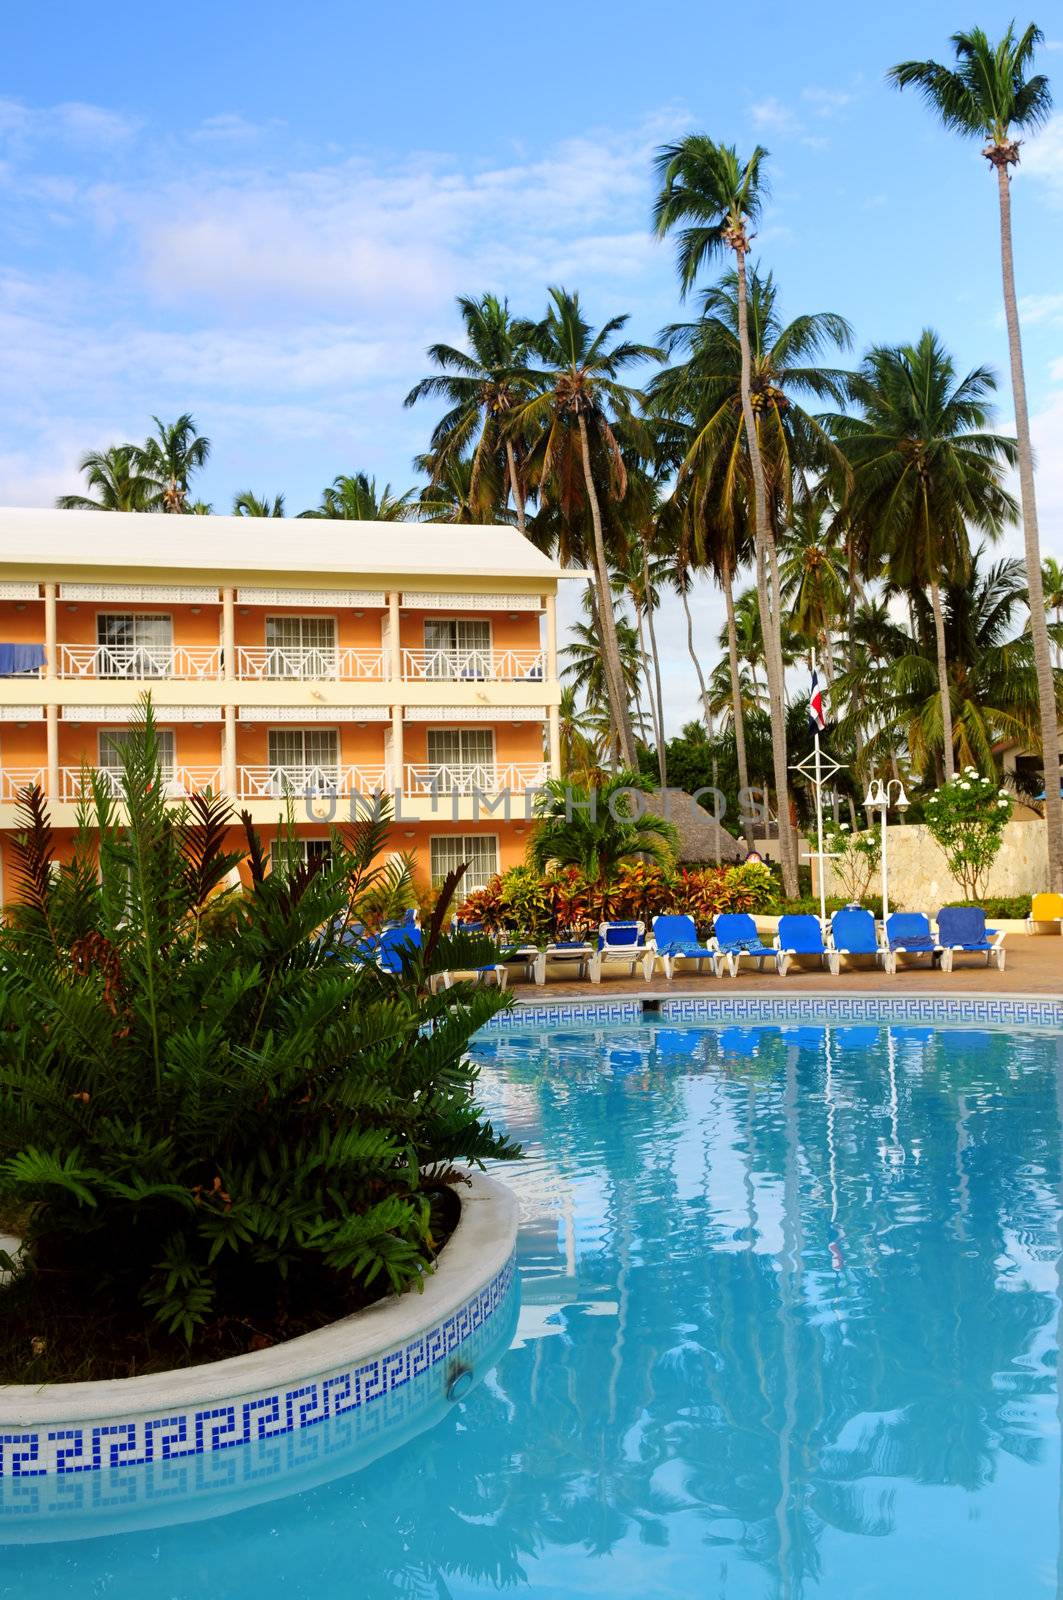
[3,0,1063,729]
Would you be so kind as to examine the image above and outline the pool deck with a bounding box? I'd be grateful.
[509,934,1063,999]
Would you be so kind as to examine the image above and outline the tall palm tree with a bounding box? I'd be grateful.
[232,490,285,517]
[827,331,1017,780]
[652,137,800,893]
[516,288,659,770]
[137,413,210,513]
[778,494,848,680]
[55,446,157,512]
[1042,556,1063,672]
[404,293,535,533]
[889,24,1061,876]
[299,472,415,521]
[413,454,512,525]
[562,603,647,764]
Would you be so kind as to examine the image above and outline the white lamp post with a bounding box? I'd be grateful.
[863,778,909,928]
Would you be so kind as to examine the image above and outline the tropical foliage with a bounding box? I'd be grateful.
[923,767,1015,900]
[0,707,516,1380]
[527,769,679,878]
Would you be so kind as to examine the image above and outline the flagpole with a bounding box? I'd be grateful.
[812,652,827,930]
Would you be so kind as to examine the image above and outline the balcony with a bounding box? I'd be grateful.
[236,646,386,682]
[0,767,45,803]
[236,764,389,800]
[401,648,544,682]
[404,762,548,796]
[58,645,222,680]
[60,766,223,802]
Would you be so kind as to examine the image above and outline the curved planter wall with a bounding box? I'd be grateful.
[0,1171,519,1542]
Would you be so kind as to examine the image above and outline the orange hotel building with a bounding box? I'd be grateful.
[0,508,571,901]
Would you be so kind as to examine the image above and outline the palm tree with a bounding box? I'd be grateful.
[889,24,1061,877]
[827,331,1018,780]
[516,288,659,770]
[652,137,800,894]
[233,490,285,517]
[413,453,515,526]
[562,602,647,764]
[557,686,600,784]
[835,548,1062,782]
[528,769,679,878]
[137,414,210,513]
[299,472,415,521]
[1043,557,1063,671]
[778,494,848,680]
[56,446,157,512]
[404,294,535,533]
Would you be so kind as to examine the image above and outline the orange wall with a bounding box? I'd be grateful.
[0,723,47,767]
[55,602,223,652]
[0,600,46,644]
[233,605,384,653]
[234,723,388,768]
[402,722,546,765]
[398,610,542,653]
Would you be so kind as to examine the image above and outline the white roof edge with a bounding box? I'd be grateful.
[0,506,565,583]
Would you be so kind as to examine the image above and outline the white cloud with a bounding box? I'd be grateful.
[1023,114,1063,197]
[750,97,802,136]
[1018,291,1063,326]
[801,87,854,116]
[0,97,139,150]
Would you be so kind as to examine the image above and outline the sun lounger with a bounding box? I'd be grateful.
[588,920,647,984]
[829,907,888,971]
[774,913,836,977]
[377,923,423,974]
[644,913,722,980]
[711,912,778,977]
[884,912,944,975]
[1027,892,1063,935]
[935,906,1006,972]
[533,940,592,985]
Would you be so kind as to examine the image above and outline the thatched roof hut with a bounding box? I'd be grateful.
[646,788,744,865]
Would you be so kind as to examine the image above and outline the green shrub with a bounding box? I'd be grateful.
[941,895,1031,919]
[0,705,516,1379]
[924,769,1014,900]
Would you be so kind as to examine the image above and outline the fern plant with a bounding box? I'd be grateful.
[0,704,516,1373]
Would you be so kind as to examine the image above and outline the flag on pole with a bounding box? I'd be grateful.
[808,668,827,737]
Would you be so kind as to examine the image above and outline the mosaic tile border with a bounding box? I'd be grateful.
[478,994,1062,1033]
[0,1255,515,1482]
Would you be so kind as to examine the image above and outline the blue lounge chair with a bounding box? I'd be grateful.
[711,913,778,977]
[774,913,836,977]
[588,920,646,984]
[936,906,1006,972]
[533,939,592,985]
[437,917,509,990]
[645,913,722,980]
[829,907,887,971]
[884,912,944,975]
[377,923,423,974]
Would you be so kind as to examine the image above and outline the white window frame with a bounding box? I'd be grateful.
[263,613,339,679]
[421,616,492,681]
[97,726,176,788]
[425,726,496,795]
[429,833,500,893]
[95,611,174,678]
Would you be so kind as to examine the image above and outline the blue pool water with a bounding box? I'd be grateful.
[4,1015,1063,1597]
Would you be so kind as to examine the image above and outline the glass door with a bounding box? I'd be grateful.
[426,728,495,792]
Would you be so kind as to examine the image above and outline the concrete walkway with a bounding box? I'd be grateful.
[510,933,1062,999]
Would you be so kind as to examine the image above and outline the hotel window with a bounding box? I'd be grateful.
[300,838,333,867]
[98,728,175,787]
[96,614,172,677]
[264,616,338,678]
[426,728,495,792]
[267,728,339,792]
[430,834,499,892]
[422,618,490,679]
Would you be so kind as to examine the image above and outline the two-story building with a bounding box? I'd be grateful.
[0,508,570,901]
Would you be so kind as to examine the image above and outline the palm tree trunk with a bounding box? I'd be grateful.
[641,543,668,786]
[734,246,797,894]
[929,570,955,781]
[577,413,638,769]
[723,560,755,851]
[996,160,1063,889]
[680,581,712,740]
[634,600,663,778]
[504,439,527,539]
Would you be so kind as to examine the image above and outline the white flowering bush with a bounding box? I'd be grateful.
[822,819,881,904]
[923,768,1014,901]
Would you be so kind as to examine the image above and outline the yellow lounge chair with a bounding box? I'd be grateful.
[1026,892,1063,935]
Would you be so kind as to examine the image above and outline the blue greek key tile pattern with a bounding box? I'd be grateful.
[656,996,1063,1029]
[0,1253,516,1481]
[480,1000,642,1032]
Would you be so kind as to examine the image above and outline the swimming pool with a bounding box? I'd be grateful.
[4,1004,1063,1597]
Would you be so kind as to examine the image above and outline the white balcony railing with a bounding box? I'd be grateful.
[401,648,545,683]
[236,647,386,682]
[236,764,390,800]
[404,762,548,796]
[60,766,223,802]
[57,645,222,680]
[0,768,46,803]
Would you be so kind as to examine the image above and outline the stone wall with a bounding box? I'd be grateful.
[822,819,1050,908]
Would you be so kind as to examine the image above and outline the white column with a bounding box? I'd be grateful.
[388,591,402,681]
[544,590,558,681]
[223,706,237,798]
[548,705,561,779]
[221,587,235,681]
[46,704,59,801]
[391,705,404,792]
[44,582,57,679]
